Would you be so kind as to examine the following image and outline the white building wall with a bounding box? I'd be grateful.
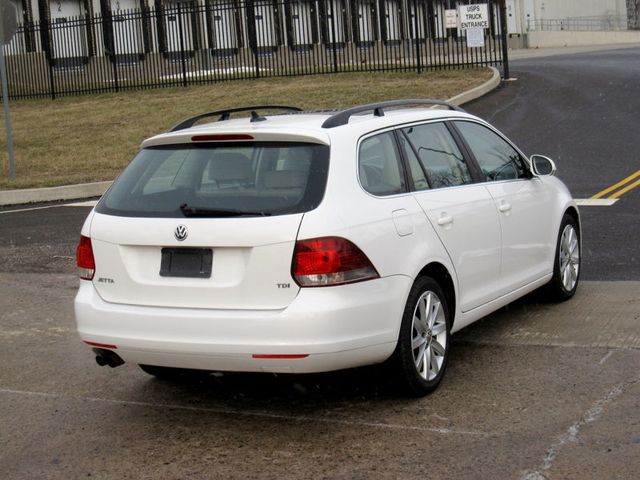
[507,0,630,34]
[533,0,627,20]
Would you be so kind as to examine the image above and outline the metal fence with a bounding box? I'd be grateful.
[2,0,507,100]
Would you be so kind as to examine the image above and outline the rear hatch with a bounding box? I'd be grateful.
[91,140,329,310]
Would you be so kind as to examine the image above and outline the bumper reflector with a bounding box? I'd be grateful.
[84,341,118,349]
[252,354,309,359]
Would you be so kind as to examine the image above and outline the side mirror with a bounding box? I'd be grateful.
[530,155,556,176]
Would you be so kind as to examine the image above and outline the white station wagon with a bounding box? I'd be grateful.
[75,100,581,396]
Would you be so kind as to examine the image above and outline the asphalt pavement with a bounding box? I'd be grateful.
[1,47,639,479]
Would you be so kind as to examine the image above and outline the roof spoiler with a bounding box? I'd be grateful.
[169,105,303,132]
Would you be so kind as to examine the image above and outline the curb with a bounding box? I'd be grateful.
[448,66,501,107]
[0,67,502,207]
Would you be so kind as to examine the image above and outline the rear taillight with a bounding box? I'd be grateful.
[76,235,95,280]
[292,237,379,287]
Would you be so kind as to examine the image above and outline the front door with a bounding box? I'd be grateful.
[452,120,555,294]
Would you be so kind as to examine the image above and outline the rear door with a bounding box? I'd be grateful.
[90,141,329,310]
[399,122,503,312]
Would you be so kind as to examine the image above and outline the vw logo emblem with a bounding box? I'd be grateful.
[174,225,188,241]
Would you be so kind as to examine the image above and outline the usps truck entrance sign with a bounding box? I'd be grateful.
[459,4,489,29]
[459,4,488,48]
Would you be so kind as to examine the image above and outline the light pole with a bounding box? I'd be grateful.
[0,0,18,181]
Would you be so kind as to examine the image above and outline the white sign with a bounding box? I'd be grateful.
[444,9,458,29]
[459,4,489,30]
[466,27,485,48]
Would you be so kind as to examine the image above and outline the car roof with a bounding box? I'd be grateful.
[141,106,480,148]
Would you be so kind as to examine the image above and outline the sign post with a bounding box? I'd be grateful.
[0,0,18,181]
[498,0,511,80]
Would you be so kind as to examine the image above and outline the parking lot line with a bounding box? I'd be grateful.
[0,387,491,437]
[591,170,640,199]
[574,198,618,207]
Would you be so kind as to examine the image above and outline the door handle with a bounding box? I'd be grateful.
[498,202,512,213]
[437,214,453,226]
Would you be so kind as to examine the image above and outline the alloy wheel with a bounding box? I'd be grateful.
[411,291,448,381]
[559,224,580,292]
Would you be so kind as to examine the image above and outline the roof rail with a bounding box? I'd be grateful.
[321,99,466,129]
[169,105,303,132]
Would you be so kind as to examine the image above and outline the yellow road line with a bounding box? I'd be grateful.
[591,170,640,199]
[608,178,640,199]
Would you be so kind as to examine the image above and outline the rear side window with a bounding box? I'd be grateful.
[398,133,430,191]
[359,132,407,196]
[454,121,529,181]
[96,142,329,218]
[402,123,472,189]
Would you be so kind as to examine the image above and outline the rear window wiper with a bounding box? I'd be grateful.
[180,204,272,217]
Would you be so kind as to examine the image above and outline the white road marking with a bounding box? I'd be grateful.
[0,387,490,436]
[0,205,63,214]
[574,198,618,207]
[521,379,634,479]
[64,200,99,207]
[598,350,614,365]
[0,200,98,214]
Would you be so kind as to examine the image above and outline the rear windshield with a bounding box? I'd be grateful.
[96,142,330,218]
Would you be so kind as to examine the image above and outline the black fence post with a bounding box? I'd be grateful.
[329,0,338,73]
[413,0,421,74]
[104,11,120,93]
[498,0,510,79]
[177,2,188,88]
[43,22,56,100]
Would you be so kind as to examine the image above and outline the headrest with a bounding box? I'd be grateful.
[263,170,307,189]
[208,154,252,181]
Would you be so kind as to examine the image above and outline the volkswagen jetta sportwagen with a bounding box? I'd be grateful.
[75,100,580,396]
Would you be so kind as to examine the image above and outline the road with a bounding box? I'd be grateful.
[1,48,639,479]
[465,47,640,281]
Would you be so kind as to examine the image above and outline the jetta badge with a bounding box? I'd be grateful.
[174,225,188,241]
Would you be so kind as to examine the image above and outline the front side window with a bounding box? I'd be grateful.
[358,132,407,196]
[402,123,473,189]
[454,121,529,182]
[97,142,329,218]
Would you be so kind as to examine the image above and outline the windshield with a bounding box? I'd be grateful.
[96,142,330,218]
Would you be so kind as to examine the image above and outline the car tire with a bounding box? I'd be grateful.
[545,214,581,302]
[139,364,194,380]
[390,277,451,397]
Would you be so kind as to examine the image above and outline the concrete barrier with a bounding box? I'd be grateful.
[527,31,640,49]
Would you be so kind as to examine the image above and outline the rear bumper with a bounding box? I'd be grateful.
[74,276,411,374]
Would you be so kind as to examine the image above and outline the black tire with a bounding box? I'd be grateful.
[545,213,581,302]
[139,364,195,380]
[390,276,451,397]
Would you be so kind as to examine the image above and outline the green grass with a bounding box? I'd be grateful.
[0,68,492,189]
